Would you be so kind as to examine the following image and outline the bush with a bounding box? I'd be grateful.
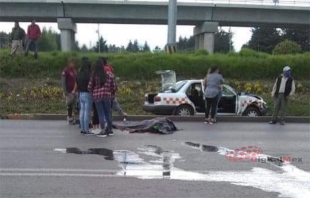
[0,51,309,80]
[273,40,302,55]
[194,49,209,56]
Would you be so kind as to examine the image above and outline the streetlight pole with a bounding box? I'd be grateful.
[97,24,100,53]
[166,0,177,54]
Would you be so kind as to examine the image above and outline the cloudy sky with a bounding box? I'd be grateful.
[0,22,252,51]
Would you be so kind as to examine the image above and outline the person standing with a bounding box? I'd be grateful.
[10,22,26,56]
[214,71,223,123]
[204,67,224,124]
[76,58,93,135]
[25,19,41,59]
[61,59,77,125]
[269,66,295,125]
[88,59,116,138]
[101,57,128,121]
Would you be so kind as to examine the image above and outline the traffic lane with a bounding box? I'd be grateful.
[1,176,280,198]
[0,120,309,172]
[0,120,309,198]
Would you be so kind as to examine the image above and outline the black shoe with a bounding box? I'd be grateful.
[83,131,96,136]
[280,121,285,125]
[269,121,277,124]
[96,131,109,138]
[80,131,86,134]
[108,131,114,136]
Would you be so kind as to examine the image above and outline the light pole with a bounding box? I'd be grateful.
[97,24,100,53]
[166,0,177,54]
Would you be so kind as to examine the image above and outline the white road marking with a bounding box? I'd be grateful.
[0,173,120,177]
[0,168,117,173]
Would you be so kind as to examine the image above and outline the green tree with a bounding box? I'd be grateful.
[126,40,134,52]
[177,36,195,51]
[281,28,310,52]
[132,40,140,52]
[214,28,234,53]
[177,28,234,53]
[153,46,162,53]
[0,31,10,49]
[247,27,282,53]
[94,36,108,53]
[80,44,88,52]
[273,39,302,55]
[142,41,150,52]
[73,41,80,51]
[37,27,58,51]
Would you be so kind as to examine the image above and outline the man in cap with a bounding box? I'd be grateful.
[269,66,295,125]
[10,22,26,56]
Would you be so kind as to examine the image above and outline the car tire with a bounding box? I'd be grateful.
[175,105,194,116]
[243,107,261,117]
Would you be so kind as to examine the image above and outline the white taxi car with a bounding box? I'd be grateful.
[142,70,269,117]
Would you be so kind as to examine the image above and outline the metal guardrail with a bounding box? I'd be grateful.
[1,0,309,7]
[131,0,310,6]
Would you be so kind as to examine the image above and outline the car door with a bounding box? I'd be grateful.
[186,82,205,113]
[218,85,237,114]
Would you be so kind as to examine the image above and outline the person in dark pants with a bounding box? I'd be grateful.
[61,59,77,125]
[76,57,93,135]
[203,67,224,124]
[269,66,295,125]
[214,71,223,123]
[25,20,41,59]
[91,102,100,133]
[88,59,116,138]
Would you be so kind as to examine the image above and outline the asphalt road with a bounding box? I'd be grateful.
[0,120,309,198]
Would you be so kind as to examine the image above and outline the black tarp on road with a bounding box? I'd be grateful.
[112,117,178,134]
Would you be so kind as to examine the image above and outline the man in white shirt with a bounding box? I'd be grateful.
[270,66,295,125]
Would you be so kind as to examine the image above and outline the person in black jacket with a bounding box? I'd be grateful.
[270,66,295,125]
[76,57,93,134]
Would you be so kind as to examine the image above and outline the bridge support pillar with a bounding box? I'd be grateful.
[194,22,218,54]
[57,18,77,52]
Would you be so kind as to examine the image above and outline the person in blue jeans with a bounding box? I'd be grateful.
[88,59,116,138]
[76,57,93,135]
[25,20,41,59]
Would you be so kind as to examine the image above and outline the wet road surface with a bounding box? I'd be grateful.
[0,120,309,198]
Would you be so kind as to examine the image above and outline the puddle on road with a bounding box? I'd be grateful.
[54,144,310,198]
[54,146,188,179]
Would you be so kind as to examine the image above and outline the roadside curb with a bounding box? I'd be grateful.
[1,114,309,123]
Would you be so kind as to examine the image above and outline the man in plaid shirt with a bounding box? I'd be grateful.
[88,59,116,137]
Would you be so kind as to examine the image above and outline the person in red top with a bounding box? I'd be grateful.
[88,59,116,137]
[25,19,41,59]
[61,59,77,125]
[101,57,128,121]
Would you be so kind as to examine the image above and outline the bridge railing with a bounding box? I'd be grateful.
[1,0,309,7]
[121,0,310,7]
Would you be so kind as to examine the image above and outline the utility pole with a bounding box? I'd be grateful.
[229,27,232,51]
[97,24,100,53]
[166,0,177,54]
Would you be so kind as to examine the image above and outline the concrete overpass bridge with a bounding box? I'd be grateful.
[1,0,309,52]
